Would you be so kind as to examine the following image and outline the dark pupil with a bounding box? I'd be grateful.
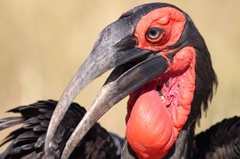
[149,29,157,36]
[147,27,160,39]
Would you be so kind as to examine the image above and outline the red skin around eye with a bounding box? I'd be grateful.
[134,7,186,52]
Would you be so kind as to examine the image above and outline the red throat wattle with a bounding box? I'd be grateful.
[124,6,197,159]
[126,47,196,159]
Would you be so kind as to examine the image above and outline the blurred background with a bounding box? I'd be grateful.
[0,0,240,152]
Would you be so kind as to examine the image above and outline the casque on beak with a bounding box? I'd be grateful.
[44,12,169,159]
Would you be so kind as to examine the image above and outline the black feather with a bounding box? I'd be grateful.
[0,100,120,159]
[192,116,240,159]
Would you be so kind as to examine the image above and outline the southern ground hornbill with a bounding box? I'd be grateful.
[0,2,240,159]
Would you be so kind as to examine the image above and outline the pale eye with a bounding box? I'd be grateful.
[146,27,161,39]
[145,27,165,43]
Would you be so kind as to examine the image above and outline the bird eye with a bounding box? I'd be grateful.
[147,27,161,39]
[146,27,165,43]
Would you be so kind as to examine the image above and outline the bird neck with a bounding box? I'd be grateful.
[164,114,196,159]
[125,47,196,159]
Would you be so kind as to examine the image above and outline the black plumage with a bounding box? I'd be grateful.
[0,100,120,159]
[192,116,240,159]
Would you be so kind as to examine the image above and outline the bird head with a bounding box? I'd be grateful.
[44,3,217,159]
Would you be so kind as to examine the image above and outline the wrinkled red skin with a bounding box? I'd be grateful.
[134,7,187,52]
[125,7,196,159]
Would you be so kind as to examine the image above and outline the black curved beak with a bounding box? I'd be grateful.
[44,17,168,159]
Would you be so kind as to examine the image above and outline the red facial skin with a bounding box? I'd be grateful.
[125,7,196,159]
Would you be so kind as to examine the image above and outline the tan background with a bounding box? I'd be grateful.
[1,0,240,152]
